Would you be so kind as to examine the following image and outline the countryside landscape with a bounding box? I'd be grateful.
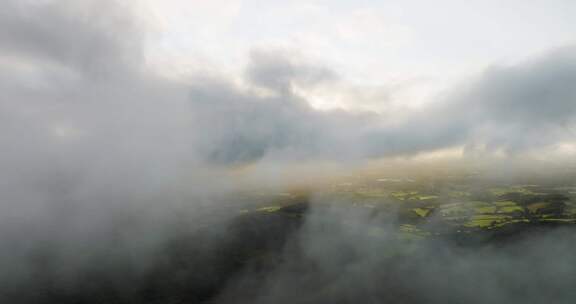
[2,0,576,303]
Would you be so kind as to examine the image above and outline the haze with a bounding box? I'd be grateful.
[1,0,576,303]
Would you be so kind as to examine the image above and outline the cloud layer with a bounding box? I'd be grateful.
[1,1,576,302]
[2,0,576,169]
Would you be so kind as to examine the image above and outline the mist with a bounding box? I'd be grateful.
[216,195,576,304]
[1,0,576,303]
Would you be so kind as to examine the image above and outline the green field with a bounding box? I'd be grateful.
[243,170,576,243]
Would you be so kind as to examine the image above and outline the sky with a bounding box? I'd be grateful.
[1,0,576,165]
[139,0,576,110]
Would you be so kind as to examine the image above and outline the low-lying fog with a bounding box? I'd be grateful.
[2,1,576,303]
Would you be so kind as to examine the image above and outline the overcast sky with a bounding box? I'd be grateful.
[140,0,576,109]
[1,0,576,164]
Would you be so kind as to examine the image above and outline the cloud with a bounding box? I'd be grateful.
[1,1,576,303]
[246,48,338,95]
[0,0,142,79]
[216,200,576,304]
[1,0,575,181]
[361,46,576,157]
[187,43,576,162]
